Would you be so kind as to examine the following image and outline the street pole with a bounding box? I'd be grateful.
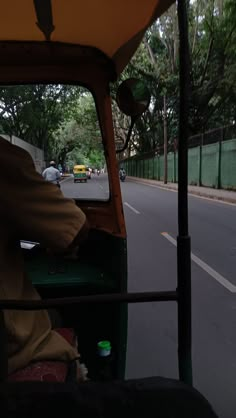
[177,0,192,385]
[163,94,168,184]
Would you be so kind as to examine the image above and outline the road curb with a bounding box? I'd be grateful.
[187,191,236,205]
[127,177,236,205]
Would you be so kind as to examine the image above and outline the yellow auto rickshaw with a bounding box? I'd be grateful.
[73,165,87,183]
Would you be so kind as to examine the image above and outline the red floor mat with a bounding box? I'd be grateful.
[8,328,76,382]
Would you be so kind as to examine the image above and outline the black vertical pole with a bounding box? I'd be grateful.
[0,310,7,382]
[163,94,168,184]
[217,128,223,189]
[177,0,192,385]
[198,134,203,186]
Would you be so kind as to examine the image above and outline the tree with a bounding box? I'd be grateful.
[0,84,80,157]
[189,0,236,131]
[50,92,105,170]
[112,4,179,155]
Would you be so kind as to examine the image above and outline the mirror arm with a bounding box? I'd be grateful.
[116,116,137,154]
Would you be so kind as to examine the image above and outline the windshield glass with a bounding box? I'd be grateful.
[0,84,109,201]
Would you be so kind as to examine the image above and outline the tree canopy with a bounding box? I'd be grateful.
[114,0,236,156]
[51,93,105,170]
[0,85,105,169]
[0,85,79,152]
[0,1,235,162]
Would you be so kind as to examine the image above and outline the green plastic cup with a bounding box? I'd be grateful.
[97,340,111,357]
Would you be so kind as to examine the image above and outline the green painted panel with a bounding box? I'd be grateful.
[131,160,134,176]
[174,153,178,183]
[148,158,154,179]
[167,153,174,182]
[159,155,164,180]
[127,160,131,173]
[144,159,148,178]
[201,143,218,187]
[221,139,236,189]
[140,160,143,178]
[130,159,133,176]
[124,160,127,174]
[134,160,137,177]
[127,160,130,175]
[138,159,142,178]
[129,160,132,175]
[142,159,145,178]
[133,159,137,177]
[136,160,140,177]
[153,157,159,179]
[188,147,199,185]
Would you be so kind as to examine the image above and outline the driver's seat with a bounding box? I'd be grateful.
[1,377,218,418]
[8,328,77,383]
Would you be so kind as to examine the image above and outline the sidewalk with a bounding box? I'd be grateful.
[128,176,236,204]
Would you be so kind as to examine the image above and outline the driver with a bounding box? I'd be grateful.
[0,136,89,378]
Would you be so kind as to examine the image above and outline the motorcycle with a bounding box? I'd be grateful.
[120,172,126,182]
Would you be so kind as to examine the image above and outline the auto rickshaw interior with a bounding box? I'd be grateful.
[0,0,219,417]
[0,72,154,384]
[2,80,130,381]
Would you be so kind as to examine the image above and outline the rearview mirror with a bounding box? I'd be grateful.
[116,79,150,153]
[116,78,150,118]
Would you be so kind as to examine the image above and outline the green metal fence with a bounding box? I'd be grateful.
[122,138,236,190]
[221,139,236,189]
[201,143,218,188]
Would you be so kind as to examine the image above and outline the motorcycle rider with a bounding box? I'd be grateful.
[119,167,126,181]
[42,160,61,187]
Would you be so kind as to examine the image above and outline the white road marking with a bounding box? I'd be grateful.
[161,232,236,293]
[124,202,140,215]
[133,181,177,193]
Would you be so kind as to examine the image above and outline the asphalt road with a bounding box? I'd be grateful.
[62,175,236,418]
[61,174,109,200]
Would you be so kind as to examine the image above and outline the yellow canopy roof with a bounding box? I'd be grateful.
[0,0,175,75]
